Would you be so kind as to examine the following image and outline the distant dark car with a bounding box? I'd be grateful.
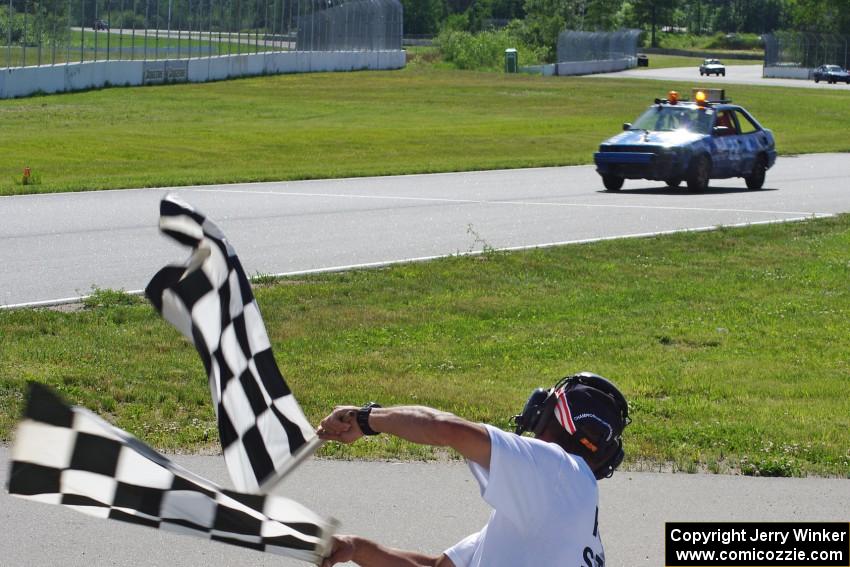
[699,58,725,77]
[93,19,109,31]
[812,64,850,84]
[593,90,777,192]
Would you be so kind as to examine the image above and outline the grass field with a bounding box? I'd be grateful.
[3,65,850,196]
[2,216,849,477]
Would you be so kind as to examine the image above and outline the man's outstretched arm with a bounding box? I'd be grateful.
[321,535,456,567]
[316,405,491,469]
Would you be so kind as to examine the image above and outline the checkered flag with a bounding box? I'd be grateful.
[7,382,336,564]
[145,195,320,493]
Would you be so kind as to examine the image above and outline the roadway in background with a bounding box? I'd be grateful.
[2,153,849,308]
[603,63,849,89]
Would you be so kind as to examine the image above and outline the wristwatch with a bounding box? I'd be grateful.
[357,402,382,435]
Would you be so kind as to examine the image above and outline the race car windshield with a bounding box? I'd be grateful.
[630,106,713,134]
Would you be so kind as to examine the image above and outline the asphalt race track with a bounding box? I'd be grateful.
[2,153,849,308]
[1,449,849,567]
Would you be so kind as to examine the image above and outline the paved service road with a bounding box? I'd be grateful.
[1,448,848,567]
[603,63,850,90]
[2,153,848,308]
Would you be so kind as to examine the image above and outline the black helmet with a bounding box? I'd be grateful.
[512,372,630,479]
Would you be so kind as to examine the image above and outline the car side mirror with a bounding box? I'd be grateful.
[713,126,732,136]
[622,123,632,131]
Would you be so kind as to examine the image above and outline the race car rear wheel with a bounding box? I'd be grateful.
[745,156,767,190]
[602,174,624,191]
[686,155,711,192]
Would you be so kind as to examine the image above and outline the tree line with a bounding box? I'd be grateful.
[401,0,850,39]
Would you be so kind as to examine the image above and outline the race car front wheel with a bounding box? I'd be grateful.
[686,155,711,192]
[745,156,767,190]
[602,174,624,191]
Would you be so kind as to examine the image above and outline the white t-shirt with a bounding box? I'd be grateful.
[444,425,604,567]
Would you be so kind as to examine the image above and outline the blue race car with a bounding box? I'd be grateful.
[594,90,776,192]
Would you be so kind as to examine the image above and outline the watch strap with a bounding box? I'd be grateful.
[357,402,381,436]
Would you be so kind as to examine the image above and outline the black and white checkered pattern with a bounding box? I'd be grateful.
[145,196,320,493]
[7,382,336,564]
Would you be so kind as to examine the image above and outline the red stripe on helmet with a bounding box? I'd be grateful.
[554,388,576,434]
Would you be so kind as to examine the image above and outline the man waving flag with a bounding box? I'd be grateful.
[146,195,320,493]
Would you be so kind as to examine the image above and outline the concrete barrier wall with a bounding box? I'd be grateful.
[556,57,636,76]
[518,64,557,76]
[0,50,406,99]
[763,66,812,80]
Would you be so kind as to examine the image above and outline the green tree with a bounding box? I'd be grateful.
[584,0,625,30]
[519,0,584,58]
[401,0,444,34]
[490,0,526,21]
[625,0,676,46]
[792,0,850,34]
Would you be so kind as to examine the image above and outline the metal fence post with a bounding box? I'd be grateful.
[236,0,241,55]
[5,0,11,68]
[175,0,179,57]
[144,0,149,60]
[51,0,57,65]
[36,0,42,66]
[219,0,225,56]
[106,0,111,60]
[22,0,28,66]
[117,0,124,60]
[131,0,137,60]
[93,0,99,61]
[80,0,85,62]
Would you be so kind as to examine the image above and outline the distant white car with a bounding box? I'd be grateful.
[699,59,725,77]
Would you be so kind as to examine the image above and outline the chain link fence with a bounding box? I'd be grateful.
[763,32,849,69]
[297,0,400,51]
[1,0,402,68]
[556,29,641,64]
